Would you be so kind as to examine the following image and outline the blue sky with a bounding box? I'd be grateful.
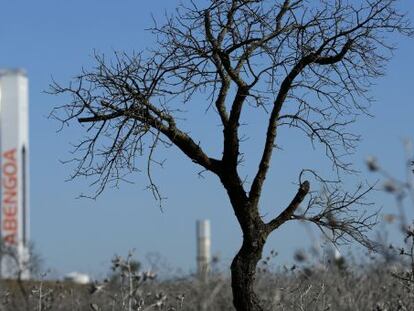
[0,1,413,279]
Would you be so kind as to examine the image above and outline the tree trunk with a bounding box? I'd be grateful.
[218,168,268,310]
[231,234,266,311]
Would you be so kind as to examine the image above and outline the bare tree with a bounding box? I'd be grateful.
[50,1,412,310]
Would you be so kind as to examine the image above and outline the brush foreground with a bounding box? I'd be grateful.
[0,263,412,311]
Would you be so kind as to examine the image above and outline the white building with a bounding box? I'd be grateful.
[64,272,91,284]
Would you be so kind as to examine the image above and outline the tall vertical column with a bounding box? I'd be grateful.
[196,219,210,281]
[0,69,30,280]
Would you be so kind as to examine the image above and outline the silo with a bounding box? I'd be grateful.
[0,69,30,280]
[196,220,210,281]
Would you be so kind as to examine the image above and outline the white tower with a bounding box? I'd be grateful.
[0,69,30,279]
[196,220,210,281]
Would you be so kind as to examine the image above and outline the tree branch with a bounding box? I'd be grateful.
[249,55,314,205]
[266,180,310,232]
[315,39,354,65]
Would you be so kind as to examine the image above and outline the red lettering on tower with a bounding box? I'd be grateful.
[2,149,18,246]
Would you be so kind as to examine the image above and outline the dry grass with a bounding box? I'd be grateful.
[0,256,413,311]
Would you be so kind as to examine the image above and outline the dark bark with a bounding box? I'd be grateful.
[218,163,269,311]
[226,182,309,311]
[231,225,267,311]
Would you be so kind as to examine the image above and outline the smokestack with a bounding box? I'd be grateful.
[196,220,210,281]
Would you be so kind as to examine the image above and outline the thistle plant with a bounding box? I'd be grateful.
[366,139,414,285]
[31,271,53,311]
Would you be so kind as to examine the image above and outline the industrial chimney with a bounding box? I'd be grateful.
[196,219,210,281]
